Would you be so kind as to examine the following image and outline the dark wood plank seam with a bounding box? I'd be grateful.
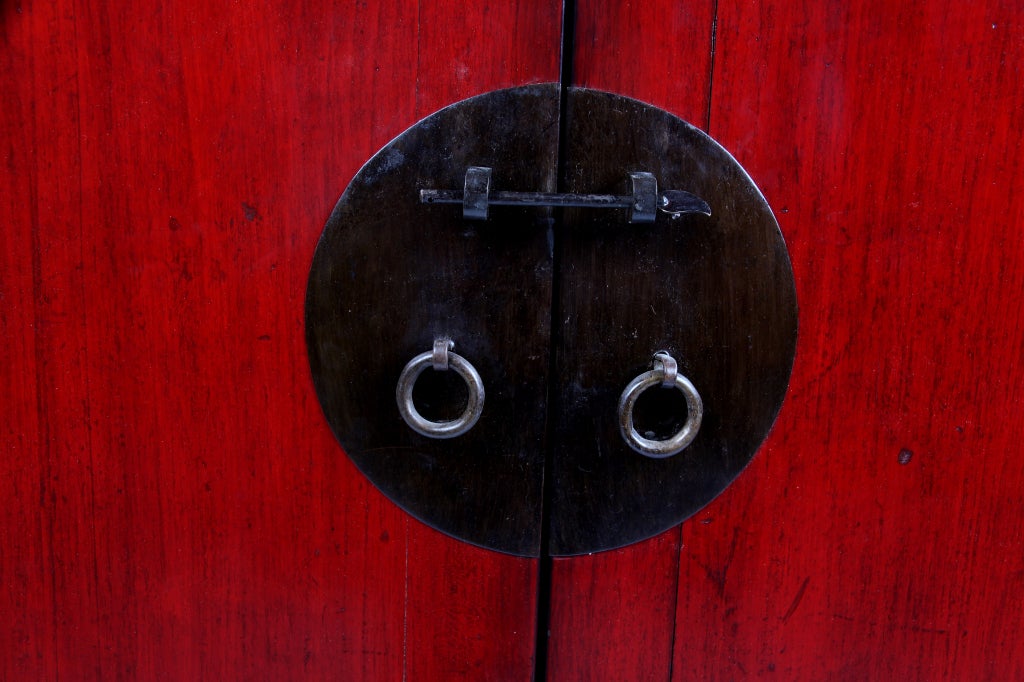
[534,2,577,677]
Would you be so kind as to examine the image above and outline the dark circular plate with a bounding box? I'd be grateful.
[306,85,797,556]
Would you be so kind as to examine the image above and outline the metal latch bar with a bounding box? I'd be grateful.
[419,167,711,224]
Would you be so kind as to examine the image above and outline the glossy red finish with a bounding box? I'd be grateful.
[0,1,557,679]
[552,0,1024,679]
[5,0,1024,679]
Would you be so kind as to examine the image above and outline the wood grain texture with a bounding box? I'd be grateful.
[546,532,683,681]
[0,0,558,678]
[8,1,1024,678]
[676,2,1024,679]
[562,0,1024,680]
[573,0,718,127]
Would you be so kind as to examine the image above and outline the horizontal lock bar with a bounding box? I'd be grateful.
[419,167,711,224]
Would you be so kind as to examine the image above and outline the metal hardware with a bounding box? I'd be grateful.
[397,339,485,439]
[306,84,798,556]
[432,337,454,371]
[618,352,703,458]
[420,166,712,223]
[653,350,677,387]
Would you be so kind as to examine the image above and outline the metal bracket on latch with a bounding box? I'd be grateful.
[419,167,712,223]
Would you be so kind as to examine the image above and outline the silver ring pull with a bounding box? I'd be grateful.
[618,351,703,458]
[396,338,485,439]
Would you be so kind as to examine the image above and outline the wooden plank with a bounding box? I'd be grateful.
[672,1,1024,678]
[1,4,78,677]
[0,0,559,678]
[546,533,683,681]
[555,0,1024,679]
[572,0,718,127]
[543,2,718,679]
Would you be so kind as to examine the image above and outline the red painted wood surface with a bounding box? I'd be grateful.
[0,1,558,679]
[6,0,1024,679]
[553,0,1024,679]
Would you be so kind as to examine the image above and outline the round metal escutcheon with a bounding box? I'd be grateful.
[305,85,797,557]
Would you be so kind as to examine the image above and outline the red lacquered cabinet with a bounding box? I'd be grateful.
[2,1,1022,679]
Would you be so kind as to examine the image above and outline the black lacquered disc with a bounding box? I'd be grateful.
[306,86,797,556]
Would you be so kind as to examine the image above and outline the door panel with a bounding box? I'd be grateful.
[0,1,559,679]
[5,0,1024,679]
[558,0,1024,679]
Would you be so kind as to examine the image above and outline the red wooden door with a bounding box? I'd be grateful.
[550,2,1024,679]
[3,1,1023,680]
[0,2,558,678]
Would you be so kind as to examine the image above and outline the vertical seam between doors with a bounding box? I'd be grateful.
[533,1,577,678]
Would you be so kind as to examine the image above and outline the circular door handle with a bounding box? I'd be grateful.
[618,352,703,458]
[396,339,485,439]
